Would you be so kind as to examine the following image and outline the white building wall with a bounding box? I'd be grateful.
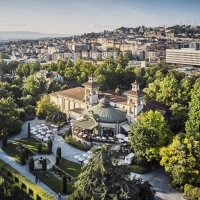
[166,48,200,66]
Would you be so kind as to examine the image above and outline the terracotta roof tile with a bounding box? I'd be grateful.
[100,91,127,106]
[125,90,146,97]
[82,82,99,87]
[50,87,85,101]
[142,99,170,116]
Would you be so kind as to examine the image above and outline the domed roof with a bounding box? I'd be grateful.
[83,97,127,123]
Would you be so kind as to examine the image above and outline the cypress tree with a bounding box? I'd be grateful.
[61,175,67,194]
[20,151,26,165]
[47,139,53,154]
[42,159,47,171]
[28,157,34,171]
[2,131,7,148]
[56,155,60,166]
[28,123,31,138]
[24,148,29,160]
[38,143,42,154]
[56,147,61,159]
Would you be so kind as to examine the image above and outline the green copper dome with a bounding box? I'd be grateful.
[83,97,127,123]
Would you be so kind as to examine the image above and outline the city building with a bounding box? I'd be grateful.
[49,76,169,146]
[166,48,200,66]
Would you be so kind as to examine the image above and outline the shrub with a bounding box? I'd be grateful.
[47,139,53,154]
[37,143,42,154]
[65,135,90,151]
[42,159,47,171]
[56,147,61,159]
[184,184,200,200]
[28,122,30,138]
[20,151,26,165]
[129,164,150,174]
[61,175,67,194]
[28,157,34,171]
[56,155,60,166]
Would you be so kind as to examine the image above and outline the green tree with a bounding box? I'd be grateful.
[20,151,26,165]
[115,87,121,95]
[42,159,47,171]
[56,155,60,166]
[160,133,200,190]
[2,131,7,148]
[68,145,155,200]
[0,97,22,135]
[27,122,30,138]
[47,139,53,154]
[24,148,29,160]
[169,103,188,132]
[23,75,47,98]
[61,175,67,194]
[38,143,42,154]
[46,111,66,124]
[24,105,35,118]
[185,78,200,138]
[36,95,59,119]
[56,147,61,159]
[28,157,34,171]
[129,110,172,164]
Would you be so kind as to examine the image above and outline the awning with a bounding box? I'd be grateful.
[120,123,130,132]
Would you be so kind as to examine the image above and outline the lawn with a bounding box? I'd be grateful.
[59,158,82,177]
[3,137,48,163]
[32,171,75,194]
[3,138,81,194]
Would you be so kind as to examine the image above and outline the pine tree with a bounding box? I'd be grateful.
[68,145,155,200]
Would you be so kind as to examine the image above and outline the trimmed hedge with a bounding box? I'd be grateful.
[184,184,200,200]
[65,135,90,151]
[0,159,55,200]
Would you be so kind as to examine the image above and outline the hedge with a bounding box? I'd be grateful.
[184,184,200,200]
[65,135,90,151]
[0,159,55,200]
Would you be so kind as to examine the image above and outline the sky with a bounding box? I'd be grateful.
[0,0,200,34]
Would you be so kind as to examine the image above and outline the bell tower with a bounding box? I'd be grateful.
[125,81,145,118]
[82,75,99,106]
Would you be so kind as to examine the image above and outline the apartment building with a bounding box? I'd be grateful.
[166,48,200,66]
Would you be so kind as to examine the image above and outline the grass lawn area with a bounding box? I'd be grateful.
[59,158,82,177]
[32,171,74,194]
[3,137,48,163]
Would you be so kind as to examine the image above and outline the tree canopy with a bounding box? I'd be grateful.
[0,97,22,135]
[129,110,172,164]
[36,94,59,119]
[160,133,200,190]
[68,145,155,200]
[185,78,200,138]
